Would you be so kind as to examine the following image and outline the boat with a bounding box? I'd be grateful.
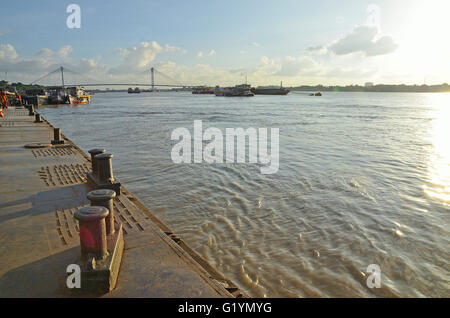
[192,86,214,94]
[215,84,254,97]
[128,87,141,94]
[251,82,290,95]
[24,88,49,106]
[214,86,227,96]
[67,86,91,104]
[309,92,322,96]
[47,87,72,105]
[226,84,254,97]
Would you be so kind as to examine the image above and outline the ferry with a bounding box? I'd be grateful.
[252,82,290,95]
[67,86,91,104]
[215,84,254,97]
[214,86,228,96]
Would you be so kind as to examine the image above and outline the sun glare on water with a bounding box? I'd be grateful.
[423,93,450,206]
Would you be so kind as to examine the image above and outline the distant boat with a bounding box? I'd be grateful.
[252,82,290,95]
[215,84,254,97]
[309,92,322,96]
[214,86,227,96]
[192,86,214,94]
[128,87,141,94]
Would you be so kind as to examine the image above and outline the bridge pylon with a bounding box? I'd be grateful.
[151,67,155,92]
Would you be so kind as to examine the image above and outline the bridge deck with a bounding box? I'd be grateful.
[0,107,236,298]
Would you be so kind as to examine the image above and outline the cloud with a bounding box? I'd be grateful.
[152,60,238,86]
[0,43,108,84]
[35,48,54,58]
[165,44,186,54]
[110,41,163,73]
[275,56,321,76]
[198,49,216,58]
[252,42,260,47]
[229,67,246,75]
[325,67,376,79]
[305,45,328,55]
[0,44,19,62]
[329,25,398,57]
[253,56,281,76]
[58,45,73,59]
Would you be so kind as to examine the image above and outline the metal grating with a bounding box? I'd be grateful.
[32,146,77,158]
[113,197,148,235]
[55,206,82,245]
[54,199,148,246]
[38,164,90,186]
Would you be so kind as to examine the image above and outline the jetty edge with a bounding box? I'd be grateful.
[0,106,245,298]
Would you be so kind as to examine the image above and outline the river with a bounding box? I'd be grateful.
[38,91,450,297]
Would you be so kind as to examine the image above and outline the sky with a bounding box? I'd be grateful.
[1,0,450,87]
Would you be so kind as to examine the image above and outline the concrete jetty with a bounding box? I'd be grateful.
[0,106,243,298]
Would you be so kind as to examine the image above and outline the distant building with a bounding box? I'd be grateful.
[365,82,374,87]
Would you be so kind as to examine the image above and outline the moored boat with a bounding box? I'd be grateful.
[252,82,290,95]
[24,88,49,106]
[47,87,72,105]
[67,86,91,104]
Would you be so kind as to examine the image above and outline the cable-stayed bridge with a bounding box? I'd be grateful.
[30,66,194,90]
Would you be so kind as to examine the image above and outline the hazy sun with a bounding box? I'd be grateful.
[395,0,450,82]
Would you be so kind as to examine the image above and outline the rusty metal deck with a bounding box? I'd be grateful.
[0,107,241,298]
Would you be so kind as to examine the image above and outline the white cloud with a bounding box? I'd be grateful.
[35,48,54,58]
[329,25,398,57]
[165,44,186,53]
[110,41,163,74]
[276,56,320,76]
[305,45,328,55]
[0,44,19,62]
[252,42,260,47]
[198,50,215,58]
[58,45,73,59]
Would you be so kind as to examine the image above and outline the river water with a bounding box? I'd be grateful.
[38,91,449,297]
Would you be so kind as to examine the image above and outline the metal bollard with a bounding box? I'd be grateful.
[28,105,35,116]
[88,149,106,177]
[74,206,109,260]
[34,113,43,123]
[95,153,115,184]
[51,128,64,144]
[87,189,116,236]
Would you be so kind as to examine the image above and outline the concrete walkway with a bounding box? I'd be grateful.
[0,107,238,298]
